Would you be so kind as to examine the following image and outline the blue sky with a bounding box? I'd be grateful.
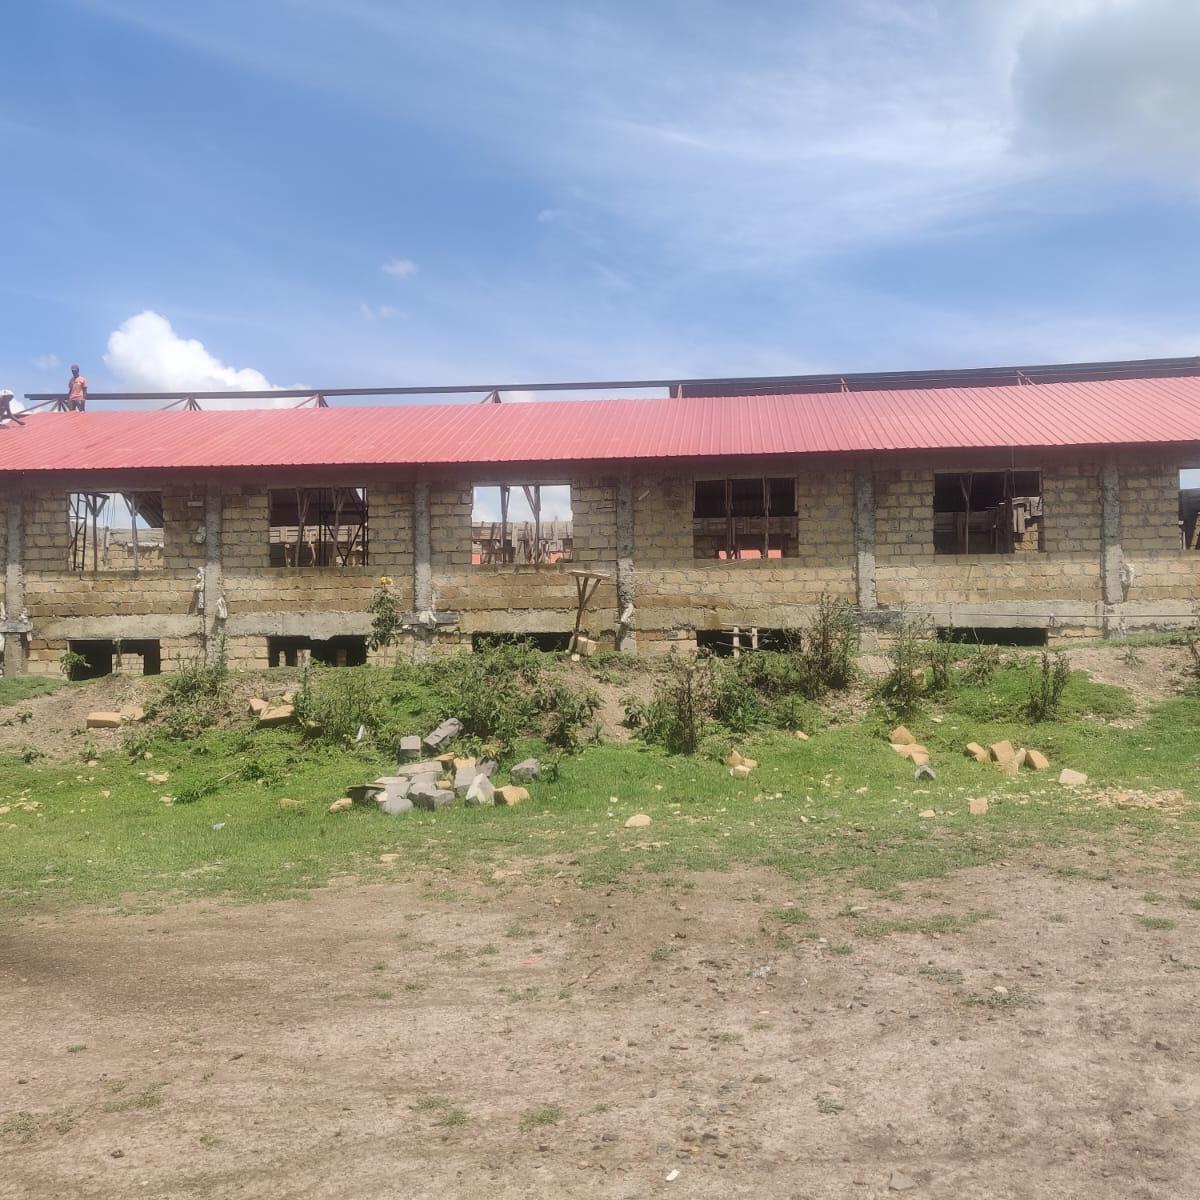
[2,0,1199,410]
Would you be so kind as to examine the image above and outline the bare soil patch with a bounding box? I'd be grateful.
[3,852,1198,1199]
[1069,644,1193,710]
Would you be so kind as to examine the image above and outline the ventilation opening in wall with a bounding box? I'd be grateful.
[472,484,573,565]
[936,627,1048,647]
[471,632,573,652]
[696,627,792,656]
[267,635,368,668]
[66,638,162,680]
[267,488,368,567]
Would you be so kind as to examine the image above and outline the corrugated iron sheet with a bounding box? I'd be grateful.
[1,376,1199,474]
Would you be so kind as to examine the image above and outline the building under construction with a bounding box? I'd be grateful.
[1,356,1198,677]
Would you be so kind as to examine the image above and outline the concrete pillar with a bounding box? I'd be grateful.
[1100,459,1123,632]
[615,474,636,654]
[413,480,433,662]
[853,465,877,612]
[4,493,27,673]
[204,482,224,661]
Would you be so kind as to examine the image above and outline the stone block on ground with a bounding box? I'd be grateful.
[964,742,989,762]
[465,776,495,807]
[453,765,478,796]
[889,726,915,746]
[494,785,528,807]
[989,740,1015,763]
[794,730,810,741]
[377,790,414,816]
[476,759,498,779]
[1025,749,1050,771]
[398,735,423,760]
[725,750,746,767]
[909,750,930,767]
[396,760,444,779]
[409,781,456,811]
[422,718,464,753]
[120,705,146,723]
[86,711,123,729]
[258,704,295,727]
[624,813,651,828]
[347,783,386,807]
[969,797,989,816]
[248,697,269,716]
[994,758,1020,776]
[1059,768,1088,787]
[729,764,752,780]
[510,758,541,784]
[328,797,353,813]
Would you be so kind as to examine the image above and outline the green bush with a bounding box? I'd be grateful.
[59,649,89,680]
[789,594,859,698]
[875,619,925,720]
[155,639,230,740]
[1024,652,1071,722]
[642,657,715,754]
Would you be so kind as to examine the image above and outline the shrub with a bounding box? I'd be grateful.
[790,594,859,698]
[959,643,1001,687]
[642,656,715,754]
[59,649,88,680]
[293,665,384,745]
[1024,652,1071,721]
[927,638,957,696]
[156,638,230,740]
[875,619,925,720]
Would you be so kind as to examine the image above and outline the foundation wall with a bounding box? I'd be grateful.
[3,450,1197,672]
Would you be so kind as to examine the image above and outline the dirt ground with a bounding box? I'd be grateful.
[3,851,1198,1199]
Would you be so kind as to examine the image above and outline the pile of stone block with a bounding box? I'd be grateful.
[725,749,757,779]
[964,740,1051,775]
[339,719,542,816]
[249,688,297,728]
[888,726,930,768]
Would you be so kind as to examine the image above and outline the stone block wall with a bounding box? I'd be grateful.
[3,449,1198,672]
[1119,460,1198,620]
[633,468,857,649]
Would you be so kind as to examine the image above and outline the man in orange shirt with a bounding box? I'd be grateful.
[66,364,87,411]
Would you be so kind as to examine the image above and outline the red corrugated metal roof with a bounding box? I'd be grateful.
[1,376,1199,475]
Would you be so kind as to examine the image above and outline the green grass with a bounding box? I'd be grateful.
[1,662,1199,912]
[519,1104,564,1131]
[0,675,66,708]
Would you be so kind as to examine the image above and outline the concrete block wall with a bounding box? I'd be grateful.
[633,468,857,649]
[3,449,1198,673]
[872,461,1111,636]
[430,478,617,638]
[1119,460,1198,622]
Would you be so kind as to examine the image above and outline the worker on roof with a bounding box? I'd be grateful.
[66,364,87,411]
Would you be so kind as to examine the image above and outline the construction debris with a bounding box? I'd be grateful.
[399,735,423,760]
[510,758,541,784]
[328,797,353,813]
[1058,768,1088,787]
[494,785,528,807]
[258,704,295,727]
[422,718,463,753]
[465,776,496,806]
[410,780,455,810]
[889,726,915,746]
[85,712,122,729]
[964,742,989,763]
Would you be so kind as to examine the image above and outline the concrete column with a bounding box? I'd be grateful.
[204,482,224,661]
[853,465,877,613]
[4,493,27,673]
[412,480,433,662]
[1100,459,1123,631]
[615,474,636,654]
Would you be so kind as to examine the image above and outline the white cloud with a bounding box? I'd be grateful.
[359,302,403,322]
[382,257,417,278]
[104,311,290,407]
[1012,0,1200,182]
[31,353,60,371]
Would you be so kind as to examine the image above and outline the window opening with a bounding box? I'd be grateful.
[1179,469,1200,549]
[472,484,573,565]
[66,638,161,679]
[932,470,1042,555]
[68,491,164,573]
[268,488,368,567]
[267,635,367,667]
[693,477,797,560]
